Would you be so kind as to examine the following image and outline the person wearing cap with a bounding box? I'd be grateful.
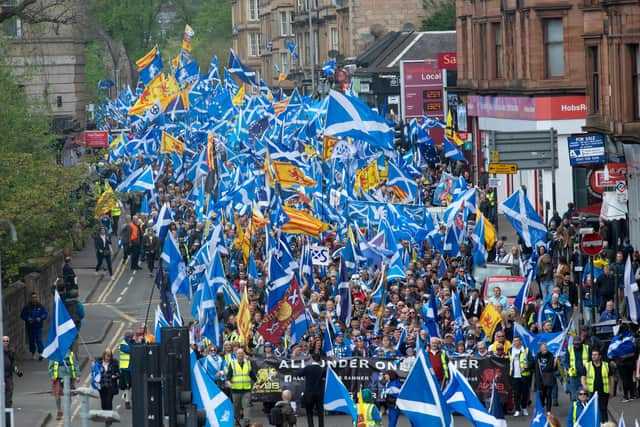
[94,226,113,276]
[442,334,455,355]
[565,336,590,402]
[566,387,590,427]
[509,336,532,416]
[360,388,382,426]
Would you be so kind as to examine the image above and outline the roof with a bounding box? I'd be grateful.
[355,31,456,74]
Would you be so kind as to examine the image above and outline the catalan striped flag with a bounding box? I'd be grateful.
[274,98,290,116]
[161,131,185,156]
[281,206,329,238]
[136,46,159,70]
[206,133,215,170]
[251,203,268,230]
[272,160,317,187]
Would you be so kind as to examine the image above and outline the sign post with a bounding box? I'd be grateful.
[580,232,604,256]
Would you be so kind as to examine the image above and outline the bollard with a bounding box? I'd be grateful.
[63,375,71,427]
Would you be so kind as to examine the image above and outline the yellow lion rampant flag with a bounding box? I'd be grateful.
[272,160,317,187]
[354,160,381,192]
[94,183,119,218]
[479,303,502,339]
[160,131,185,156]
[128,73,180,116]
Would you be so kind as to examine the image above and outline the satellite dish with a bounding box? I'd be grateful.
[369,23,385,38]
[402,23,416,32]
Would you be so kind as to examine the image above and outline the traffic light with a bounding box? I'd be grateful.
[131,343,163,427]
[160,327,191,427]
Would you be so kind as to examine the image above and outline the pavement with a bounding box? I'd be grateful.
[8,220,640,427]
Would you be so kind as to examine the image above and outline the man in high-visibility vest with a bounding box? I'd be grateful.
[48,350,79,421]
[566,387,589,427]
[118,330,134,409]
[581,348,611,423]
[509,336,532,416]
[565,337,590,402]
[225,348,255,425]
[359,388,382,427]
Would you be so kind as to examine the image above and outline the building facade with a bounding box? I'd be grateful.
[232,0,426,93]
[2,0,86,133]
[455,0,589,219]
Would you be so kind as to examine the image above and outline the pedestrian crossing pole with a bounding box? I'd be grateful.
[0,219,17,427]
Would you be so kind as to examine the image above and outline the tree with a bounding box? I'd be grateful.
[0,37,90,281]
[421,0,456,32]
[0,0,78,25]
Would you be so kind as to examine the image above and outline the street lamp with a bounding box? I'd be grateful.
[0,219,17,427]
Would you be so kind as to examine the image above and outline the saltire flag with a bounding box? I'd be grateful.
[471,212,488,266]
[443,137,466,162]
[128,73,180,116]
[323,318,334,357]
[136,46,164,85]
[161,234,191,297]
[190,351,234,427]
[450,290,468,344]
[258,276,305,345]
[322,58,336,76]
[289,309,312,347]
[488,379,507,427]
[396,349,452,427]
[116,166,155,193]
[575,392,599,427]
[198,279,222,347]
[323,366,357,421]
[513,269,534,316]
[285,39,299,60]
[443,225,460,257]
[387,161,417,203]
[424,285,440,338]
[443,364,498,427]
[608,330,636,359]
[394,326,407,356]
[153,203,174,242]
[272,160,317,187]
[336,258,352,325]
[228,48,257,85]
[513,322,568,357]
[324,90,394,151]
[437,256,447,280]
[154,304,170,343]
[499,189,547,248]
[161,131,185,156]
[42,291,78,363]
[237,286,252,345]
[479,303,502,340]
[624,255,640,324]
[247,251,259,281]
[530,392,550,427]
[280,206,329,238]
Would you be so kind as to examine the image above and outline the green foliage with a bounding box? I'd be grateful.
[0,37,91,281]
[422,0,456,31]
[90,0,164,62]
[84,41,109,103]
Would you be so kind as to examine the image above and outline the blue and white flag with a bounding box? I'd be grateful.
[227,48,256,85]
[443,365,498,427]
[161,234,191,297]
[395,326,407,356]
[42,291,78,363]
[471,214,488,266]
[190,351,234,427]
[323,366,357,421]
[513,270,534,315]
[324,90,394,151]
[153,203,174,242]
[450,291,468,344]
[289,310,311,347]
[608,331,636,359]
[323,318,334,357]
[154,304,170,343]
[443,137,466,162]
[424,285,440,338]
[624,255,640,324]
[488,379,507,427]
[437,256,447,280]
[575,391,599,427]
[396,350,452,427]
[116,165,155,193]
[530,392,550,427]
[499,189,547,248]
[322,58,335,76]
[336,258,352,325]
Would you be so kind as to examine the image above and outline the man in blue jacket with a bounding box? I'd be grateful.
[566,387,589,427]
[20,292,48,360]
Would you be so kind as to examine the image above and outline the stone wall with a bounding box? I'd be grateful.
[3,255,62,360]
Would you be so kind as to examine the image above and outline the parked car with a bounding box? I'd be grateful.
[481,275,527,307]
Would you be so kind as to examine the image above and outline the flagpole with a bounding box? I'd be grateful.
[308,0,316,97]
[0,219,17,427]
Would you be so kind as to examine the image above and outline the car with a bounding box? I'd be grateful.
[472,263,515,286]
[481,275,527,308]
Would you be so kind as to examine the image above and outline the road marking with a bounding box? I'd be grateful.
[128,276,133,285]
[96,260,125,303]
[105,304,139,323]
[115,296,122,304]
[120,287,129,296]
